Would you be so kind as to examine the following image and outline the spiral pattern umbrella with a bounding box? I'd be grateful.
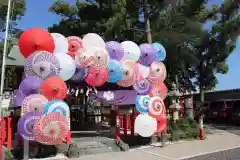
[21,94,48,115]
[24,51,60,79]
[85,67,108,86]
[91,47,109,69]
[149,61,167,82]
[43,100,70,129]
[139,43,156,66]
[135,95,150,113]
[133,78,152,95]
[107,59,124,83]
[40,76,67,100]
[106,41,124,61]
[148,96,166,120]
[75,47,95,68]
[149,81,168,100]
[117,60,138,87]
[33,112,68,145]
[67,36,84,57]
[70,67,88,83]
[12,89,26,107]
[19,76,42,96]
[18,112,42,140]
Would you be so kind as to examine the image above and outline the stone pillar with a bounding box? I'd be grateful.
[185,96,194,119]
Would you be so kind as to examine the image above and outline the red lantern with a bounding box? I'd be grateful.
[19,28,55,58]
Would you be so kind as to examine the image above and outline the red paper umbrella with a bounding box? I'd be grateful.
[157,115,167,134]
[149,81,168,100]
[0,118,6,145]
[33,112,68,145]
[19,28,55,58]
[40,76,67,100]
[67,36,84,57]
[148,96,166,120]
[117,60,138,87]
[85,67,108,86]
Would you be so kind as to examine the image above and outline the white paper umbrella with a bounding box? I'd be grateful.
[55,54,76,81]
[82,33,105,49]
[51,33,68,55]
[121,41,141,62]
[137,63,150,79]
[134,114,157,137]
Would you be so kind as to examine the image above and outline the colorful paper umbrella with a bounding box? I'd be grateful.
[70,67,88,83]
[24,51,60,79]
[21,94,48,115]
[157,116,167,133]
[43,100,70,129]
[67,36,84,57]
[139,43,156,66]
[12,89,26,107]
[18,28,55,58]
[148,96,166,120]
[152,42,166,61]
[33,112,68,144]
[135,95,150,113]
[137,63,150,79]
[121,41,141,62]
[106,41,124,61]
[55,54,76,81]
[91,47,109,69]
[18,112,42,140]
[85,67,108,86]
[40,76,67,100]
[133,78,152,95]
[0,118,6,144]
[149,81,168,100]
[51,33,69,55]
[117,60,138,87]
[82,33,105,49]
[134,114,157,137]
[19,76,42,96]
[149,61,167,81]
[107,59,124,83]
[75,47,95,68]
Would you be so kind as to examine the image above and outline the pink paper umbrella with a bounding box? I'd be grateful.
[148,96,166,120]
[67,36,84,57]
[85,66,108,86]
[149,61,167,83]
[149,81,168,100]
[91,47,109,69]
[117,60,138,87]
[75,47,95,68]
[33,112,68,145]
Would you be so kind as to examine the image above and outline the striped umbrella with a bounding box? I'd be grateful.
[148,96,166,120]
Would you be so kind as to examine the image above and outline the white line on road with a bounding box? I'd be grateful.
[177,145,240,160]
[139,149,174,160]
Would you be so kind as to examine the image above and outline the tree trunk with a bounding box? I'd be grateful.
[199,61,204,102]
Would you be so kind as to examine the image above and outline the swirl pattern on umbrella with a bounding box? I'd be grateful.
[121,41,141,62]
[21,94,48,115]
[107,59,124,83]
[117,60,138,87]
[19,76,42,96]
[85,67,108,86]
[106,41,124,61]
[40,76,67,100]
[149,81,168,100]
[33,112,68,145]
[149,61,167,81]
[133,78,152,95]
[13,89,26,107]
[139,43,156,66]
[91,47,109,69]
[75,47,95,68]
[135,95,150,113]
[24,51,60,79]
[67,36,84,57]
[152,42,166,61]
[43,100,70,129]
[70,67,88,83]
[18,112,42,140]
[148,96,166,120]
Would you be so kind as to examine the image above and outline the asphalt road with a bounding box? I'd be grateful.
[185,124,240,160]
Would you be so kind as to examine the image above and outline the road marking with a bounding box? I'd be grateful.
[177,145,240,160]
[139,149,174,160]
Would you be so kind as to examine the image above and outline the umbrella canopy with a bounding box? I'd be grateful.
[135,95,150,113]
[134,114,157,137]
[152,42,166,61]
[149,81,168,100]
[0,118,6,145]
[133,78,152,95]
[19,76,42,96]
[75,47,95,68]
[67,36,84,57]
[106,41,124,61]
[40,76,67,100]
[148,96,166,120]
[91,47,109,69]
[51,33,69,55]
[85,67,108,86]
[19,28,55,58]
[149,61,167,82]
[82,33,105,49]
[139,43,156,66]
[12,89,26,107]
[18,112,42,141]
[107,59,124,83]
[121,41,141,62]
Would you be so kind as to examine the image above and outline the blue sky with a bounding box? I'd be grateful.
[5,0,240,91]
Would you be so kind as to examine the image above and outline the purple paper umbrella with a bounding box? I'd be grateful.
[139,43,156,66]
[19,76,42,96]
[70,67,88,83]
[106,41,124,61]
[12,89,26,107]
[133,78,152,95]
[24,51,60,79]
[17,112,42,141]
